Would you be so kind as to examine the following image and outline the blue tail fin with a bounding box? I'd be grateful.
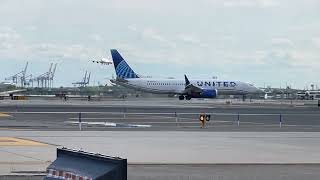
[110,49,139,79]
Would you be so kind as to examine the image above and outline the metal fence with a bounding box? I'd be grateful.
[2,111,320,131]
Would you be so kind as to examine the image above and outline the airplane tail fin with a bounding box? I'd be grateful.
[184,75,190,87]
[110,49,139,79]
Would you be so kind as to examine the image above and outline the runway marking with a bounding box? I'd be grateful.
[0,113,11,117]
[0,137,48,146]
[68,116,174,120]
[64,121,151,128]
[65,121,199,124]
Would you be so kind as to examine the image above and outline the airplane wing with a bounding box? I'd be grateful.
[182,75,218,99]
[0,89,27,96]
[110,77,128,85]
[184,84,202,94]
[182,75,202,94]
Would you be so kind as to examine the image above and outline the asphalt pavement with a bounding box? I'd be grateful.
[0,100,319,131]
[0,99,320,179]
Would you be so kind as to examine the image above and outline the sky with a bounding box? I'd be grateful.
[0,0,320,89]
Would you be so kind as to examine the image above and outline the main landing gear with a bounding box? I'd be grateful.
[178,95,192,100]
[242,95,246,102]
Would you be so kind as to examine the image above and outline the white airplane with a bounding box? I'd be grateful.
[92,57,113,65]
[0,82,27,97]
[0,83,26,96]
[263,93,274,99]
[109,49,262,100]
[0,89,26,96]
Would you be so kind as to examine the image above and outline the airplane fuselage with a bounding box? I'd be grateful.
[112,78,260,96]
[109,49,262,99]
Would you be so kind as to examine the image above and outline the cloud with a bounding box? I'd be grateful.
[178,34,200,44]
[107,0,280,10]
[290,50,320,65]
[127,25,138,32]
[29,43,103,60]
[25,25,37,31]
[0,27,24,54]
[0,26,103,61]
[178,34,208,47]
[133,27,177,48]
[0,1,320,88]
[32,43,57,52]
[221,50,267,65]
[129,26,208,48]
[128,25,176,47]
[208,0,279,8]
[271,37,294,47]
[312,37,320,48]
[89,34,103,42]
[0,27,20,41]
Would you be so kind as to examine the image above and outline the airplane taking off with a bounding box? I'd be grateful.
[92,57,113,65]
[109,49,262,100]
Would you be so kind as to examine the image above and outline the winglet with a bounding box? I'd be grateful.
[184,75,190,86]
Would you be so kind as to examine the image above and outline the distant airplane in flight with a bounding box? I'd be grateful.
[109,49,262,100]
[92,57,113,65]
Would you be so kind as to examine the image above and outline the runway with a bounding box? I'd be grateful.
[0,99,320,179]
[2,164,320,180]
[128,164,320,180]
[1,131,320,179]
[0,99,319,131]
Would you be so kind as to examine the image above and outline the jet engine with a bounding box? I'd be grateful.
[199,89,218,98]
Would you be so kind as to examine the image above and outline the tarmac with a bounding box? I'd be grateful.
[0,131,320,179]
[0,99,319,132]
[0,98,319,179]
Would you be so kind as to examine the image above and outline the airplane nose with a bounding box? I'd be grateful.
[249,86,262,94]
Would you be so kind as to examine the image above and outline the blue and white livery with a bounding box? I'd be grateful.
[110,49,261,100]
[111,49,139,79]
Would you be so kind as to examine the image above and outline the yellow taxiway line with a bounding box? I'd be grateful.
[0,137,48,146]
